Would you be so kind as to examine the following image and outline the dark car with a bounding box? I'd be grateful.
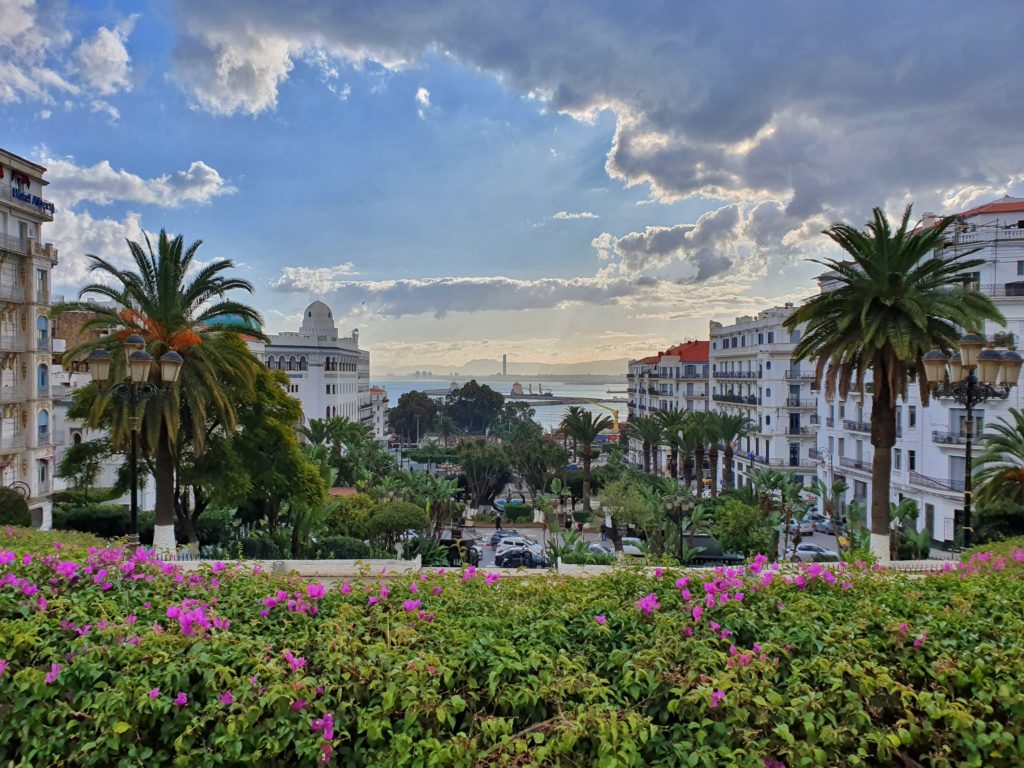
[439,529,482,566]
[495,546,550,569]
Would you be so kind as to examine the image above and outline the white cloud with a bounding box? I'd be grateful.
[415,86,430,119]
[40,153,235,209]
[47,209,146,288]
[0,0,78,104]
[37,109,51,119]
[90,99,120,122]
[74,16,137,95]
[551,211,598,220]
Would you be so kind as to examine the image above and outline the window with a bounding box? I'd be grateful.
[765,388,771,397]
[909,406,916,428]
[908,450,916,472]
[894,449,902,470]
[765,361,771,370]
[767,332,774,343]
[38,459,48,485]
[758,332,764,344]
[1018,261,1024,276]
[36,315,48,347]
[765,415,771,425]
[37,364,47,389]
[326,384,331,394]
[37,409,49,440]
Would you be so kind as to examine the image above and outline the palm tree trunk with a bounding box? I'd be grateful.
[682,452,693,490]
[643,442,651,474]
[670,447,679,481]
[694,445,705,496]
[709,446,719,497]
[582,448,593,512]
[724,446,734,490]
[870,370,896,561]
[153,428,177,554]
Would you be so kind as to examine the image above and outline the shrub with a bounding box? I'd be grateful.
[712,498,775,557]
[502,502,533,523]
[0,487,29,527]
[322,493,375,539]
[312,535,371,560]
[2,529,1024,766]
[366,501,428,547]
[973,498,1024,544]
[52,502,132,538]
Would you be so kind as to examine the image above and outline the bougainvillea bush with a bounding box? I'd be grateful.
[2,527,1023,767]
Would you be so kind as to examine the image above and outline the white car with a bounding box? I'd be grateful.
[495,535,539,557]
[621,536,647,557]
[785,542,839,562]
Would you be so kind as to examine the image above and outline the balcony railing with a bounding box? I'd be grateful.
[0,282,26,301]
[0,232,28,254]
[715,370,759,379]
[784,371,815,381]
[839,456,870,471]
[932,430,968,445]
[787,426,816,435]
[735,449,815,468]
[909,471,965,493]
[0,432,25,451]
[713,393,761,405]
[826,417,834,428]
[0,384,26,402]
[843,419,870,433]
[809,414,820,425]
[0,336,25,352]
[785,398,815,408]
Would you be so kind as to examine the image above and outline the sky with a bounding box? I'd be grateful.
[3,0,1024,373]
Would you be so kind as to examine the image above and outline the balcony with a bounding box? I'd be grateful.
[843,419,870,433]
[0,282,26,302]
[0,336,25,352]
[839,456,870,471]
[0,232,28,255]
[784,371,815,381]
[809,414,820,425]
[0,432,25,452]
[735,449,815,469]
[713,393,761,406]
[826,417,834,428]
[909,471,965,493]
[785,397,815,408]
[932,430,968,445]
[715,370,759,380]
[787,426,816,436]
[0,384,26,402]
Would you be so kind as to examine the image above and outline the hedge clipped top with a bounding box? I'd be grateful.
[1,526,1024,767]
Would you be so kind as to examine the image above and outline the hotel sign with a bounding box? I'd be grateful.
[11,188,55,214]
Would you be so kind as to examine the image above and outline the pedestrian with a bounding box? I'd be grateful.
[600,524,607,542]
[495,513,502,530]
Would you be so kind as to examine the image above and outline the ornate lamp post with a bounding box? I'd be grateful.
[88,336,183,548]
[923,334,1022,549]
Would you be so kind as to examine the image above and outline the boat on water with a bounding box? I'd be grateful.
[510,382,553,398]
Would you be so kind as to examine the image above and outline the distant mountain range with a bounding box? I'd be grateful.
[378,357,631,377]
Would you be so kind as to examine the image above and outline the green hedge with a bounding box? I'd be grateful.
[312,535,371,560]
[0,487,30,527]
[1,530,1024,766]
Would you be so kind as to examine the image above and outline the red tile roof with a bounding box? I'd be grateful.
[634,355,661,365]
[957,196,1024,220]
[369,386,386,394]
[659,340,709,363]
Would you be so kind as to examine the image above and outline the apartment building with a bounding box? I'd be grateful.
[265,301,373,430]
[709,306,819,489]
[0,149,59,528]
[626,340,709,470]
[814,196,1024,547]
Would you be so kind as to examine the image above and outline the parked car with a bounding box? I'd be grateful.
[786,542,839,562]
[495,546,550,568]
[489,530,520,547]
[813,517,841,535]
[788,517,816,536]
[495,535,539,557]
[621,536,647,557]
[585,543,614,557]
[438,529,482,566]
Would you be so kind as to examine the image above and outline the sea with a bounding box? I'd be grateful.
[371,377,627,432]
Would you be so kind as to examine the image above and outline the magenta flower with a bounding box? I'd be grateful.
[691,605,703,621]
[764,759,786,768]
[710,688,725,709]
[174,692,188,706]
[379,585,390,598]
[654,568,664,579]
[45,662,63,685]
[485,572,500,586]
[368,596,379,606]
[403,600,422,612]
[913,633,927,648]
[307,582,325,600]
[594,615,607,625]
[432,587,443,595]
[341,582,351,595]
[219,690,234,706]
[408,582,419,593]
[0,659,9,677]
[212,561,227,572]
[148,688,160,698]
[898,622,909,634]
[292,699,307,711]
[636,593,660,615]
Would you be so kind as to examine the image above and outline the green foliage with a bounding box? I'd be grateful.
[0,525,104,550]
[0,487,30,527]
[55,439,112,501]
[52,503,135,539]
[322,493,375,539]
[973,498,1024,543]
[311,535,371,560]
[975,408,1024,508]
[2,531,1024,765]
[502,503,533,523]
[713,498,775,557]
[964,535,1024,560]
[458,440,512,509]
[366,501,429,549]
[444,380,504,434]
[387,390,440,440]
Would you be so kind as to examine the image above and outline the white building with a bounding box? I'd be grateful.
[626,341,709,471]
[369,386,388,440]
[814,197,1024,549]
[0,150,59,528]
[709,306,819,489]
[265,301,375,431]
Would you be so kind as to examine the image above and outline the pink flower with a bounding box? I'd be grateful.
[21,554,31,565]
[307,582,325,600]
[341,582,352,595]
[691,605,703,621]
[250,676,259,685]
[0,659,8,677]
[292,699,307,711]
[403,600,422,612]
[765,759,787,768]
[174,692,188,706]
[219,690,234,706]
[594,615,607,625]
[432,587,443,595]
[710,688,725,709]
[913,633,927,648]
[841,581,853,590]
[654,568,664,579]
[898,622,909,634]
[379,585,389,598]
[408,582,419,593]
[368,596,379,606]
[636,593,660,615]
[45,662,63,685]
[675,577,690,589]
[211,561,227,572]
[485,572,500,586]
[148,688,160,698]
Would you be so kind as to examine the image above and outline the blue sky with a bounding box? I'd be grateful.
[3,1,1024,371]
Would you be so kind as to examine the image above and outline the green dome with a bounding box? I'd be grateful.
[213,313,261,332]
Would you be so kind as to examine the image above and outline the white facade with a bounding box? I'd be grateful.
[626,341,709,471]
[814,197,1024,547]
[0,150,59,528]
[369,386,388,440]
[266,301,373,429]
[709,305,819,489]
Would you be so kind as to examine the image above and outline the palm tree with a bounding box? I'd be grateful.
[687,411,711,497]
[560,408,613,513]
[714,412,755,491]
[655,409,689,480]
[563,405,585,461]
[672,427,701,492]
[785,205,1002,559]
[436,414,459,448]
[625,415,664,474]
[889,498,920,560]
[55,231,265,552]
[974,408,1024,507]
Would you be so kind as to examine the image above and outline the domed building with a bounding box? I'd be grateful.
[264,301,383,437]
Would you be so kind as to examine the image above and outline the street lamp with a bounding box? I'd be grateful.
[88,338,184,548]
[923,334,1022,548]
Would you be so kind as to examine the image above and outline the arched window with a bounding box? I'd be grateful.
[37,363,48,389]
[267,355,276,370]
[289,356,297,371]
[325,406,330,419]
[37,409,49,441]
[36,315,48,347]
[299,356,307,371]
